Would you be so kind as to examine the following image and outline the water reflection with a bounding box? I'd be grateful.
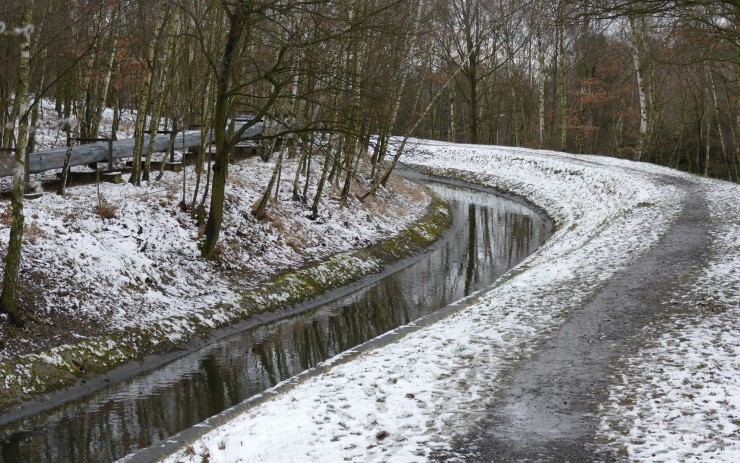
[0,182,548,463]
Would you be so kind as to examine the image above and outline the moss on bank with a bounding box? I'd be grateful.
[0,189,451,413]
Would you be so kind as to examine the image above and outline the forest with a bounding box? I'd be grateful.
[2,1,738,176]
[0,0,739,324]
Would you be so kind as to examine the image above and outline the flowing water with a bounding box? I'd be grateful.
[0,180,549,463]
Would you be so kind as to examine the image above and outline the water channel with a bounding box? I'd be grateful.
[0,179,549,463]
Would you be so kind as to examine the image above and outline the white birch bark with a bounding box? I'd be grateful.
[537,25,546,149]
[1,2,33,325]
[91,5,120,138]
[705,107,711,177]
[629,15,649,161]
[384,0,425,138]
[558,4,568,151]
[706,63,727,163]
[449,91,456,141]
[145,7,180,180]
[129,2,169,185]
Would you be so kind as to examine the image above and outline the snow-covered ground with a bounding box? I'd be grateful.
[2,160,425,337]
[155,140,739,463]
[598,179,740,461]
[0,104,430,381]
[27,99,138,152]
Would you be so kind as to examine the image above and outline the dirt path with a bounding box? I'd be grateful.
[446,178,710,462]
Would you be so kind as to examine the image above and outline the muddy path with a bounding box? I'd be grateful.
[444,177,711,462]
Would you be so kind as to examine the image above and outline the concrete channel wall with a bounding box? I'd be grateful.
[0,122,264,178]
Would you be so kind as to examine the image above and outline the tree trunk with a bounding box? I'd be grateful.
[637,18,653,157]
[145,7,180,182]
[537,25,546,149]
[310,134,335,219]
[736,39,740,182]
[339,18,369,207]
[449,91,456,142]
[705,108,711,177]
[706,63,728,175]
[79,35,98,141]
[467,53,479,144]
[363,58,467,200]
[201,8,246,258]
[58,60,92,194]
[629,15,649,161]
[1,2,33,326]
[157,120,178,180]
[375,0,424,168]
[253,149,283,219]
[504,1,519,147]
[90,5,119,138]
[129,2,169,186]
[191,79,213,216]
[301,140,313,202]
[558,4,568,152]
[27,45,49,155]
[57,123,74,196]
[110,93,120,140]
[292,133,310,202]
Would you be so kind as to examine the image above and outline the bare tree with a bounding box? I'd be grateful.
[628,14,649,160]
[0,2,32,326]
[129,1,170,186]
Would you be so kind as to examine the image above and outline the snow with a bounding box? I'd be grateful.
[597,179,740,462]
[28,99,138,151]
[153,140,740,462]
[0,104,430,391]
[6,100,740,461]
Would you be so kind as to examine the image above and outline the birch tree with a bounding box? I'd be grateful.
[129,1,170,186]
[143,6,180,181]
[90,3,121,139]
[558,1,569,151]
[629,14,649,160]
[536,23,547,148]
[0,3,33,326]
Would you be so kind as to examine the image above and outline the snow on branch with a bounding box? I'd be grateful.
[0,21,34,40]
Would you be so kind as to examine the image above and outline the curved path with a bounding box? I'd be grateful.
[450,178,710,461]
[156,142,740,463]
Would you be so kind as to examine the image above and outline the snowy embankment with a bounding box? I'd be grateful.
[0,101,436,405]
[157,140,739,462]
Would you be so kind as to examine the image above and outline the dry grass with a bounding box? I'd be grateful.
[271,217,288,233]
[117,120,134,134]
[363,194,390,217]
[285,232,307,253]
[325,182,342,201]
[272,217,307,252]
[228,170,250,190]
[0,207,11,226]
[22,223,47,244]
[387,176,428,203]
[365,175,428,220]
[95,203,118,219]
[176,215,190,230]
